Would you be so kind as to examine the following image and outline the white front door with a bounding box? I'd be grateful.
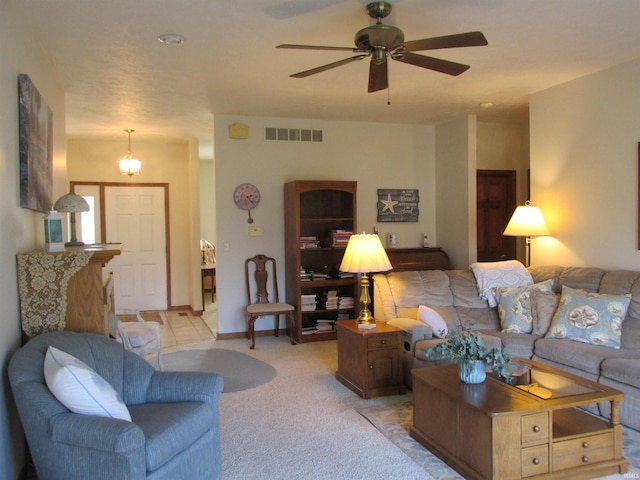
[105,186,168,312]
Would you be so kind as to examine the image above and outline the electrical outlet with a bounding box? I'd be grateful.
[223,242,230,251]
[249,226,263,237]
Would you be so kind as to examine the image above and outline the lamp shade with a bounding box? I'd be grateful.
[53,192,90,213]
[339,233,392,273]
[503,202,549,237]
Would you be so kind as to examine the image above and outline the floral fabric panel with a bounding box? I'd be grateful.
[495,279,554,334]
[545,285,630,348]
[17,250,93,337]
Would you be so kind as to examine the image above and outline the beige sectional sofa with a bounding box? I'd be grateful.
[372,265,640,430]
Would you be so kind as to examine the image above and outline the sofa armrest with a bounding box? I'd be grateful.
[51,413,145,453]
[147,371,224,405]
[387,318,433,340]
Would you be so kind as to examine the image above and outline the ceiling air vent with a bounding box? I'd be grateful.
[265,127,323,142]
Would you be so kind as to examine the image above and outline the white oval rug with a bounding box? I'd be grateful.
[161,348,276,393]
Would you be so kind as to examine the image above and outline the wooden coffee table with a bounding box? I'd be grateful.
[410,359,628,480]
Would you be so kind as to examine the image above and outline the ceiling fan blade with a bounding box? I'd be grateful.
[277,44,358,52]
[290,55,367,78]
[395,52,470,76]
[402,31,488,52]
[368,60,388,92]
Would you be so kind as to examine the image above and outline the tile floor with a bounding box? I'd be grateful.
[148,299,219,349]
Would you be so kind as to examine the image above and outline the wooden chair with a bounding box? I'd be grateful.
[245,254,296,349]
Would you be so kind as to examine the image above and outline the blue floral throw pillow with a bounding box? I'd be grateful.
[495,279,554,334]
[545,286,630,348]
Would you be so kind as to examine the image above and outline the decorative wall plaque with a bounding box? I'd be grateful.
[377,189,419,222]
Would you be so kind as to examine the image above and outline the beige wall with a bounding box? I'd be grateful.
[66,138,199,309]
[435,116,477,269]
[0,3,68,477]
[531,58,640,269]
[213,115,437,335]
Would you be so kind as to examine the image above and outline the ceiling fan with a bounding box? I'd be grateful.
[276,1,488,93]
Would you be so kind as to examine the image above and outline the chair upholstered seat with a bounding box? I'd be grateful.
[9,331,223,479]
[247,303,294,315]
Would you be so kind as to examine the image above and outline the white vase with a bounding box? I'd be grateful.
[459,359,487,384]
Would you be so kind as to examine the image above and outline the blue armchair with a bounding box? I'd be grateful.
[8,331,223,480]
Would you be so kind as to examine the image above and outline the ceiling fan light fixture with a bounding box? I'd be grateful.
[372,47,387,65]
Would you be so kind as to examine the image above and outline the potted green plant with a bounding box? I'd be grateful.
[426,324,511,384]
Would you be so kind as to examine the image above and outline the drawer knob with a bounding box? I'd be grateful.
[533,425,540,433]
[369,364,374,369]
[582,456,589,463]
[582,442,589,448]
[380,340,386,345]
[532,458,540,465]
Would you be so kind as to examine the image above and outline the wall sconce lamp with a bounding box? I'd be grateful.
[503,201,549,267]
[119,128,142,176]
[53,192,90,246]
[339,233,393,328]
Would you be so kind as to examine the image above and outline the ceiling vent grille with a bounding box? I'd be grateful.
[265,127,323,142]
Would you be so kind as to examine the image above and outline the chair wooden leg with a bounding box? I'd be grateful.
[274,315,279,338]
[248,315,256,349]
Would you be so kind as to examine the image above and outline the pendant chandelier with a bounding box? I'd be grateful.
[119,128,142,176]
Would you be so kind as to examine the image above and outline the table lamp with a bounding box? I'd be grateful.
[53,192,90,246]
[503,201,549,266]
[339,233,392,328]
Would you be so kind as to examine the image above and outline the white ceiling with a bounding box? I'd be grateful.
[12,0,640,159]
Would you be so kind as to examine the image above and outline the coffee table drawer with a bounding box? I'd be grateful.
[521,412,549,445]
[521,444,549,477]
[553,431,614,470]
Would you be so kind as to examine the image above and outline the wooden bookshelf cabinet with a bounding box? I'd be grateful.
[284,180,358,343]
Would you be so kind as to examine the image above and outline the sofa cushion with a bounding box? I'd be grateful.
[600,357,640,387]
[546,286,630,348]
[534,338,631,375]
[483,330,539,359]
[558,267,605,292]
[447,270,490,308]
[531,290,560,336]
[386,271,452,307]
[528,265,565,292]
[495,279,554,334]
[456,307,500,331]
[44,346,132,421]
[130,401,214,472]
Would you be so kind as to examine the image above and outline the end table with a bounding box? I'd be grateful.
[336,320,406,399]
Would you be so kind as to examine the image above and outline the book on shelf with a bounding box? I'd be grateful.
[328,229,353,247]
[338,296,355,308]
[299,236,320,248]
[301,293,317,311]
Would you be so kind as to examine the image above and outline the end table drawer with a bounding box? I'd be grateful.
[521,444,549,477]
[553,432,614,470]
[367,334,398,350]
[521,412,549,445]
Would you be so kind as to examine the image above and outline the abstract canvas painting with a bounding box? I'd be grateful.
[19,74,53,213]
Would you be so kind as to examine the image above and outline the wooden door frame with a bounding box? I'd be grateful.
[71,181,172,309]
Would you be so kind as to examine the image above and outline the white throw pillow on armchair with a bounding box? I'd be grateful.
[44,346,131,421]
[417,305,448,338]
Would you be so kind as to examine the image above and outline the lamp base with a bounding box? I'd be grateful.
[356,309,376,329]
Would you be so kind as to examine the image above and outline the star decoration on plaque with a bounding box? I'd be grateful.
[381,194,399,213]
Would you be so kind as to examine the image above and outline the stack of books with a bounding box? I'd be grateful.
[299,236,320,249]
[300,294,317,311]
[316,319,336,332]
[329,230,352,247]
[323,290,339,310]
[339,296,355,310]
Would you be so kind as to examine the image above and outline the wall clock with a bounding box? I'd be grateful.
[233,183,261,224]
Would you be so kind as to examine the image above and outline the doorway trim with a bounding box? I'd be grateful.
[71,181,172,308]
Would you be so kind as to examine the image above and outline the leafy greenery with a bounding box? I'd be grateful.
[426,324,511,380]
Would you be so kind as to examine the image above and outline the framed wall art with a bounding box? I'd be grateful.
[19,73,53,213]
[377,188,419,222]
